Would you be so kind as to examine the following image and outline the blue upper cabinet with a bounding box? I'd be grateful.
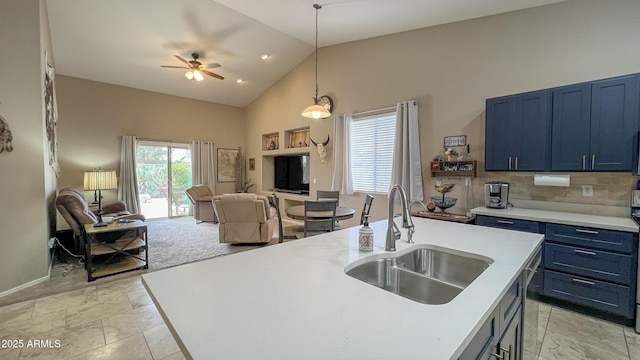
[551,84,591,171]
[551,75,639,171]
[485,90,550,171]
[485,97,513,171]
[590,75,639,171]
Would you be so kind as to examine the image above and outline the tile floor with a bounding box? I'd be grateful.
[1,275,640,359]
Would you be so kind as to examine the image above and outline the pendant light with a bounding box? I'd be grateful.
[302,4,331,119]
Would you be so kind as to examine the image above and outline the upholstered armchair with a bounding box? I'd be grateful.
[212,193,276,244]
[56,187,145,253]
[185,185,217,223]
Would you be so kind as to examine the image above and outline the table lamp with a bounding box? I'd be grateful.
[83,169,117,226]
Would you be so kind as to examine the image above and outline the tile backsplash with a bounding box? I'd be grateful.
[429,172,638,217]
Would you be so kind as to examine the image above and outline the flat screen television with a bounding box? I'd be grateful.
[274,154,310,194]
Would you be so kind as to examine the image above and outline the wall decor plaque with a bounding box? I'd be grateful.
[444,135,466,147]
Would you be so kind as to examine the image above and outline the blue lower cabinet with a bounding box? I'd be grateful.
[545,223,635,254]
[543,269,633,318]
[544,243,632,285]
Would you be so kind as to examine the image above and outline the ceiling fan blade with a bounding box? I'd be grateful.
[205,63,221,69]
[174,55,191,66]
[202,69,224,80]
[161,65,190,69]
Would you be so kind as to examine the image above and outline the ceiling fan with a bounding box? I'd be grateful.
[161,52,224,81]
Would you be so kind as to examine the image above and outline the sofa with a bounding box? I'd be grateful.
[56,187,145,253]
[185,185,217,223]
[212,193,275,244]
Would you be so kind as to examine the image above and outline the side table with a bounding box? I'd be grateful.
[84,220,148,281]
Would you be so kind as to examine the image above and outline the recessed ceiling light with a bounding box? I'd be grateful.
[260,53,270,60]
[236,79,244,84]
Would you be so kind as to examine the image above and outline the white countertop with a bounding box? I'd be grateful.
[142,218,543,360]
[471,206,639,233]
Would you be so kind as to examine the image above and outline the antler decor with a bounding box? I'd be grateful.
[310,135,330,163]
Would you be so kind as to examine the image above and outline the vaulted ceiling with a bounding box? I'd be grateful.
[46,0,568,107]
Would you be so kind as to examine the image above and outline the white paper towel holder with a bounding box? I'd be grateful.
[533,174,570,187]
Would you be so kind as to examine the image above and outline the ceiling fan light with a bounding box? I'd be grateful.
[302,104,330,119]
[193,70,204,81]
[185,71,194,80]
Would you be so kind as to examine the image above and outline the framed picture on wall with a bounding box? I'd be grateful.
[444,135,466,147]
[217,148,238,183]
[249,158,255,171]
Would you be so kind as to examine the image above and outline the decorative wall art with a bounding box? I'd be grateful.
[45,51,60,176]
[0,106,14,153]
[249,158,255,171]
[444,135,466,147]
[217,148,238,183]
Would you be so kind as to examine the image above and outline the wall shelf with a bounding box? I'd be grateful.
[431,160,477,177]
[285,127,310,149]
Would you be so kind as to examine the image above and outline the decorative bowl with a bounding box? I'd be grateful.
[434,183,455,194]
[430,196,457,213]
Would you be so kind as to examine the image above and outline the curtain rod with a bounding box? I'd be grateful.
[352,106,397,118]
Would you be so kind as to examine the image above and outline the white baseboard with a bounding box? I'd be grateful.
[0,274,50,300]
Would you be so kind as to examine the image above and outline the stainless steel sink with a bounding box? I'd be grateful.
[345,245,493,304]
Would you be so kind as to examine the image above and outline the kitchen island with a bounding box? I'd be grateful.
[142,217,543,359]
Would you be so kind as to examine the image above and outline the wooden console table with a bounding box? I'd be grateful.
[412,211,475,224]
[84,220,148,281]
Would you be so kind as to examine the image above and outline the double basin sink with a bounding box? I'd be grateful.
[345,245,493,304]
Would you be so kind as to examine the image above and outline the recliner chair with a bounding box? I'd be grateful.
[185,185,218,223]
[212,193,275,244]
[56,187,145,254]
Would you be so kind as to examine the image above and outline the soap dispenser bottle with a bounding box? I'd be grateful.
[358,215,374,252]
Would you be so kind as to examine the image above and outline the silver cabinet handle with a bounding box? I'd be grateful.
[576,228,598,235]
[515,157,518,170]
[501,345,512,360]
[573,278,595,285]
[508,157,512,170]
[592,154,595,169]
[574,249,597,256]
[497,220,514,225]
[582,155,586,170]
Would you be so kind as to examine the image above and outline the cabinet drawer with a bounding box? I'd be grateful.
[544,243,633,285]
[499,277,522,325]
[543,270,633,317]
[476,215,544,233]
[545,223,635,254]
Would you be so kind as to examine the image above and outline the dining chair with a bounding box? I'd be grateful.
[360,194,374,225]
[270,194,299,243]
[317,190,340,205]
[302,200,337,238]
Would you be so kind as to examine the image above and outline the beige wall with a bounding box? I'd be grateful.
[55,75,247,211]
[246,0,640,226]
[0,0,56,294]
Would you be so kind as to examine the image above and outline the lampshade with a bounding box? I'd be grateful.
[301,4,331,120]
[84,170,117,191]
[302,104,331,119]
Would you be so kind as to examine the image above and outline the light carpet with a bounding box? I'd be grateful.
[146,217,268,271]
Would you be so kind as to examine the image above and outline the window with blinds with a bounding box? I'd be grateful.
[349,112,396,193]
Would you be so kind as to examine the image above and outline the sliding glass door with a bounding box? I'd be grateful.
[136,141,192,219]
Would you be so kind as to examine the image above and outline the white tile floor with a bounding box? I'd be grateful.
[1,275,640,360]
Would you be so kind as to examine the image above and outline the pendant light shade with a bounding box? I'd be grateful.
[302,4,331,119]
[302,104,331,119]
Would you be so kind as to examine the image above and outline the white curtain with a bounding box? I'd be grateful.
[390,101,424,201]
[118,135,141,213]
[191,141,216,193]
[331,113,353,194]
